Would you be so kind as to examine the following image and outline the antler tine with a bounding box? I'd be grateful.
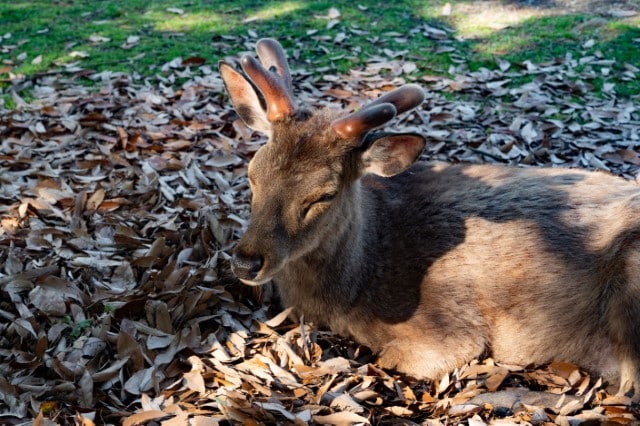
[331,84,424,140]
[239,39,297,123]
[332,103,397,140]
[256,38,293,92]
[366,84,425,115]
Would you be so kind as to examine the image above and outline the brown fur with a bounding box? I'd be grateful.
[220,41,640,398]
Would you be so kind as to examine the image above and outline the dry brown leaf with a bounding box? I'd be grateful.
[312,411,370,425]
[122,410,172,426]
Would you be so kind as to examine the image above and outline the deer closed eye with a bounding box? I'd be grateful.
[302,193,337,219]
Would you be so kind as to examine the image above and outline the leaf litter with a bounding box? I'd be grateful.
[1,24,640,426]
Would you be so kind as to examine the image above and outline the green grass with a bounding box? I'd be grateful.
[461,13,640,97]
[0,0,638,98]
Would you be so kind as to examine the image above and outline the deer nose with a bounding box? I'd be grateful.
[231,251,264,281]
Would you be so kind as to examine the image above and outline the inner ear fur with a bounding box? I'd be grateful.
[219,61,271,133]
[360,133,426,177]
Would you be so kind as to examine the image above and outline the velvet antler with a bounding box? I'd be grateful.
[240,38,297,122]
[331,84,425,139]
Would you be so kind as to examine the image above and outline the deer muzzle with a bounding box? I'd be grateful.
[231,249,266,284]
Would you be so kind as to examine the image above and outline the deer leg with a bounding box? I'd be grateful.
[377,337,486,380]
[607,242,640,400]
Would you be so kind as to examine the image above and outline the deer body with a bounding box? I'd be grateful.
[220,39,640,395]
[275,161,640,383]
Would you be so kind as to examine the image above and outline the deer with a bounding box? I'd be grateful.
[218,38,640,399]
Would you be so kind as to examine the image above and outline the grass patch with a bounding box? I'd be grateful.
[470,14,584,59]
[0,0,638,98]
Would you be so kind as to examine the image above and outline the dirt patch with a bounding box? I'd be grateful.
[444,0,638,39]
[449,0,639,21]
[495,0,638,13]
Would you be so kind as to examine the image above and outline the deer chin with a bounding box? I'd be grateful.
[238,277,273,286]
[238,264,284,286]
[239,255,293,287]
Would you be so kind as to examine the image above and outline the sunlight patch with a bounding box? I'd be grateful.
[244,1,302,23]
[420,1,550,39]
[147,10,224,32]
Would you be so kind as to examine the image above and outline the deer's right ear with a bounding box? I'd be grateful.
[219,61,271,133]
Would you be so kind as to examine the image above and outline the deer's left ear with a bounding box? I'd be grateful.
[360,133,426,177]
[219,61,271,133]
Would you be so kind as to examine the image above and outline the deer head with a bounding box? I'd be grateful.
[219,39,425,285]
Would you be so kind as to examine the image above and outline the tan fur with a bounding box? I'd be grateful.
[237,125,640,396]
[220,42,640,398]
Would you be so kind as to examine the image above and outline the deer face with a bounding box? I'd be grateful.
[233,114,348,284]
[219,39,426,285]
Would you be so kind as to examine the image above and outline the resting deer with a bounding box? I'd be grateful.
[219,39,640,398]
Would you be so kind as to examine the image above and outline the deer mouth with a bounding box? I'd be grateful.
[231,248,288,286]
[238,276,273,286]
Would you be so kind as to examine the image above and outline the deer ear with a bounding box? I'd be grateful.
[219,61,271,133]
[360,133,426,177]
